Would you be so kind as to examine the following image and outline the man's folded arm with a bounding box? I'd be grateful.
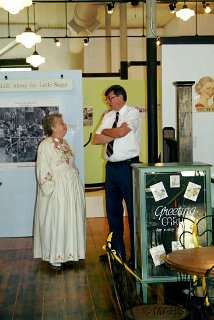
[93,123,131,145]
[93,133,114,145]
[102,124,131,138]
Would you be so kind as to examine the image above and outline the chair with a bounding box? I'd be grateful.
[104,232,143,318]
[205,265,214,314]
[176,215,214,319]
[178,215,213,250]
[104,233,188,320]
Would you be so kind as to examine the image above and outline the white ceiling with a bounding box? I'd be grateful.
[0,1,213,36]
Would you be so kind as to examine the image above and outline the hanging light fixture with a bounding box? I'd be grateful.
[26,3,45,68]
[16,27,41,48]
[156,37,161,46]
[169,3,176,14]
[203,2,211,14]
[176,2,195,21]
[26,48,45,68]
[16,6,41,48]
[84,38,89,46]
[54,38,61,47]
[0,0,32,15]
[107,3,114,14]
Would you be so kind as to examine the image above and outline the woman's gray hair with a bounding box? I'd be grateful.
[43,113,62,136]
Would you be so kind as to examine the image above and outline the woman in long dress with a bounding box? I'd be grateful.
[33,113,86,269]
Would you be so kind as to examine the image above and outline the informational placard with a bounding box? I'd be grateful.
[0,78,72,92]
[0,70,84,237]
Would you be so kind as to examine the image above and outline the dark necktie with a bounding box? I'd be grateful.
[106,112,119,157]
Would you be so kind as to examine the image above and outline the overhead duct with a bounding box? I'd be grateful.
[67,3,100,36]
[68,3,100,59]
[68,31,87,54]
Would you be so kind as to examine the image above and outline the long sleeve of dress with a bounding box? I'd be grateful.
[36,140,55,196]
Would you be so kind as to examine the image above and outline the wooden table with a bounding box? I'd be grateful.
[165,247,214,277]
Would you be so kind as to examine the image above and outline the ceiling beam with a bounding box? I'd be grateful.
[31,0,214,2]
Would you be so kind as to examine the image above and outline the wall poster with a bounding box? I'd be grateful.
[0,99,59,165]
[83,106,93,126]
[194,76,214,112]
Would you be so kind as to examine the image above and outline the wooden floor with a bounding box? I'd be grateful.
[0,217,130,320]
[1,217,213,320]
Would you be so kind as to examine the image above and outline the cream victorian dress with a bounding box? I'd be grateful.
[33,137,86,264]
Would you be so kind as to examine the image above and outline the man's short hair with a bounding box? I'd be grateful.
[105,85,127,101]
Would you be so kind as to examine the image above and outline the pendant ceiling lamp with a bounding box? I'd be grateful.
[16,6,41,49]
[26,3,45,68]
[0,0,32,15]
[203,2,211,14]
[16,27,41,48]
[26,49,45,68]
[107,3,114,14]
[176,2,195,21]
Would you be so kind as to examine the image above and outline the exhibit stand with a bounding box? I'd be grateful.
[132,162,212,303]
[0,70,84,237]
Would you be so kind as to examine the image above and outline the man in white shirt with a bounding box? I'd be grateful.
[93,85,142,266]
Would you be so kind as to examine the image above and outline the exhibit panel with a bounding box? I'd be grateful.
[0,166,36,236]
[0,70,84,237]
[132,162,213,303]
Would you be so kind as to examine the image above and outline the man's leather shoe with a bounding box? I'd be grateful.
[99,253,108,262]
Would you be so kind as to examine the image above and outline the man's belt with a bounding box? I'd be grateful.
[108,156,139,165]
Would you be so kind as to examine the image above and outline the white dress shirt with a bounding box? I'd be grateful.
[96,105,142,162]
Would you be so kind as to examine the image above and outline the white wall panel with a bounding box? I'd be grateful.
[162,44,214,176]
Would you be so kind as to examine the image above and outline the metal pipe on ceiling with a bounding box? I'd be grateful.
[105,9,112,73]
[67,2,100,68]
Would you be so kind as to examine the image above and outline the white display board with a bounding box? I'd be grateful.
[162,44,214,175]
[0,70,84,237]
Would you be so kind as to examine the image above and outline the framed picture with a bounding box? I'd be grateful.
[0,106,58,163]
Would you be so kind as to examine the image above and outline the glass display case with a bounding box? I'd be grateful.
[132,162,213,303]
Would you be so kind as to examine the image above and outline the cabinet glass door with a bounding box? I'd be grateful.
[145,170,209,278]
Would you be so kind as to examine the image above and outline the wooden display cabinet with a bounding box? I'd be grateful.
[132,162,213,303]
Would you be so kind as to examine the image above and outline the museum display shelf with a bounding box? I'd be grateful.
[132,162,213,303]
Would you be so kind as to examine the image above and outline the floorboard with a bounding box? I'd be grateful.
[0,217,128,320]
[1,217,213,320]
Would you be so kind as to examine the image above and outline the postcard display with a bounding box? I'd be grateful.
[0,70,84,237]
[132,162,212,303]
